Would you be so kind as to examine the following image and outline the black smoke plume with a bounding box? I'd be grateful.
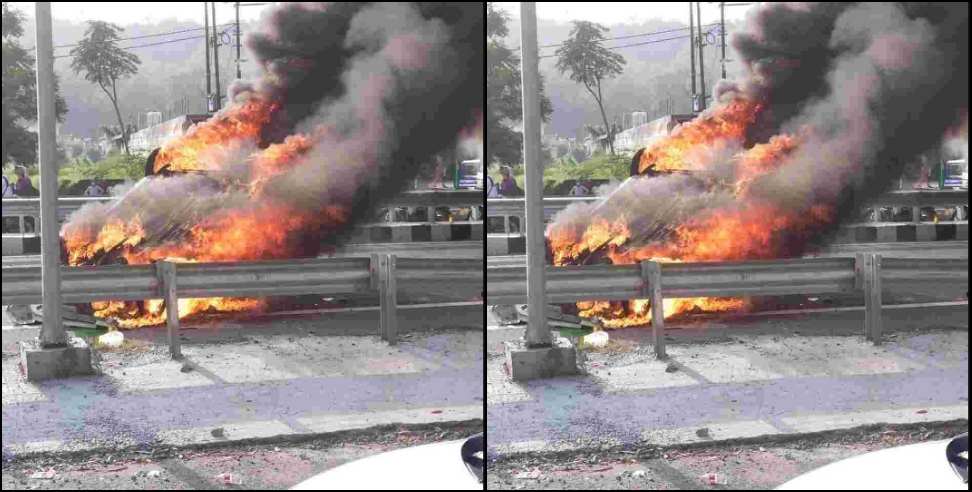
[63,2,483,264]
[551,2,968,262]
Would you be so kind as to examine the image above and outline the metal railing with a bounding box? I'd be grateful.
[2,189,484,222]
[1,241,485,267]
[2,254,482,356]
[486,255,968,356]
[2,196,115,221]
[486,189,969,223]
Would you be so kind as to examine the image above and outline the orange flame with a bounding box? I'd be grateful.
[153,98,278,174]
[62,99,351,328]
[551,97,839,327]
[637,99,761,174]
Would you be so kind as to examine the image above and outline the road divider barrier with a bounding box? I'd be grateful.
[486,191,969,255]
[487,255,968,356]
[3,254,483,356]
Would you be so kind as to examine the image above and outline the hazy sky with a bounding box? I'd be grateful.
[492,2,756,25]
[7,2,275,24]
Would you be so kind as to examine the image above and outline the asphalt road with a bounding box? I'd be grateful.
[486,421,968,490]
[1,423,482,490]
[3,303,484,475]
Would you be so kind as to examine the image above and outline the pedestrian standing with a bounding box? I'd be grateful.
[14,166,36,196]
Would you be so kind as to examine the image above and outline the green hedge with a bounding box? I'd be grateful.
[4,152,146,195]
[489,152,632,194]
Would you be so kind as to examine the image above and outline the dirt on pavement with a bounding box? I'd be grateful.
[486,420,968,490]
[2,421,482,490]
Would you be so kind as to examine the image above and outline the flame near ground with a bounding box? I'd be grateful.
[58,3,484,329]
[547,2,971,328]
[64,99,330,328]
[548,98,836,328]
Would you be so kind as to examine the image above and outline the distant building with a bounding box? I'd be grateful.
[543,133,582,161]
[98,134,125,155]
[145,111,163,127]
[583,133,610,156]
[628,111,648,128]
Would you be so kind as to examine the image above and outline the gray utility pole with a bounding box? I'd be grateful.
[688,2,696,106]
[519,2,550,348]
[204,2,212,109]
[235,2,242,80]
[696,1,706,111]
[34,2,65,347]
[720,2,727,79]
[211,2,222,111]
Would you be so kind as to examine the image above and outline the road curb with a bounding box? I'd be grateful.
[486,418,969,462]
[2,418,484,465]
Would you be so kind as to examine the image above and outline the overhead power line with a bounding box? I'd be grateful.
[511,22,721,52]
[52,34,211,59]
[537,29,718,60]
[29,23,236,52]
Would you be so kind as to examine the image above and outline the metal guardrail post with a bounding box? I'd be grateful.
[641,261,667,359]
[386,254,398,345]
[863,253,883,344]
[377,254,398,344]
[156,261,182,359]
[370,254,380,291]
[377,255,387,341]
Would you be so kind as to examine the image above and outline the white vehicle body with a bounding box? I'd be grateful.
[944,159,968,189]
[2,213,40,256]
[291,438,481,490]
[458,159,483,190]
[777,438,966,490]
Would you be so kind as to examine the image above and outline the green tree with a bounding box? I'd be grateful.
[70,21,140,155]
[1,2,67,166]
[486,2,552,167]
[555,21,626,156]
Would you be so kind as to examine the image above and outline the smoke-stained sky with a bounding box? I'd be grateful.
[63,2,483,265]
[549,2,968,265]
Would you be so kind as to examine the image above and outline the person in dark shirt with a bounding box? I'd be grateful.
[14,166,35,196]
[498,165,521,196]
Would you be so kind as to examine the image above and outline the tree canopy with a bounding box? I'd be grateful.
[70,20,140,154]
[555,21,626,155]
[1,2,67,166]
[487,2,552,167]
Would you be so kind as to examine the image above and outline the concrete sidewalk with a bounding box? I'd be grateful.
[2,305,483,458]
[487,304,968,457]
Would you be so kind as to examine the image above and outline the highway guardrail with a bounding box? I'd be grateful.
[3,254,482,355]
[486,254,968,356]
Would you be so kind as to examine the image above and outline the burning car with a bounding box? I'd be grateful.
[543,0,968,326]
[57,2,484,328]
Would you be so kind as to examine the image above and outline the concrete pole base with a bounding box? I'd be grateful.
[504,337,578,381]
[19,334,95,381]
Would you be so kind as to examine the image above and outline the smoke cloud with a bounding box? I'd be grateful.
[550,2,968,262]
[64,2,483,264]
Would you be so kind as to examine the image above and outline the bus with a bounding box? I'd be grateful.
[942,159,968,189]
[455,159,483,190]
